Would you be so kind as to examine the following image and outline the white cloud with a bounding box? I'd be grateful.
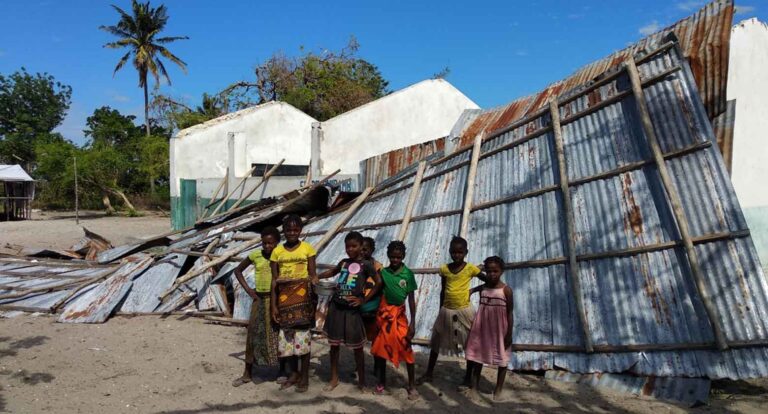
[735,5,756,15]
[639,20,661,35]
[676,1,704,11]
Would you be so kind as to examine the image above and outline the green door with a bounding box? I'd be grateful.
[179,179,197,229]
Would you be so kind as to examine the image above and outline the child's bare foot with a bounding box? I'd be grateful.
[461,387,481,402]
[231,376,251,387]
[275,375,288,385]
[280,374,299,390]
[295,383,309,393]
[415,374,433,385]
[457,384,470,392]
[372,384,391,395]
[358,385,370,394]
[492,390,504,401]
[323,381,339,392]
[407,388,420,401]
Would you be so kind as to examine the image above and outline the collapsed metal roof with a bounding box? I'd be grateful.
[302,40,768,380]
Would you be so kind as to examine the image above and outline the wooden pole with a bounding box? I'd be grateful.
[314,186,374,252]
[228,159,285,211]
[74,156,79,225]
[459,133,484,238]
[206,165,258,219]
[396,161,427,241]
[549,99,594,353]
[625,58,728,350]
[200,169,228,218]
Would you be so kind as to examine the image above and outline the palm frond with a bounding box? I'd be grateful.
[104,39,137,49]
[155,58,171,86]
[99,24,133,39]
[155,35,189,44]
[112,51,132,76]
[156,45,188,73]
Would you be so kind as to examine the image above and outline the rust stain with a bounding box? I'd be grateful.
[641,376,657,396]
[620,173,645,240]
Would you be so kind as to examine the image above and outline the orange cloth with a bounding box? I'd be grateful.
[371,296,415,367]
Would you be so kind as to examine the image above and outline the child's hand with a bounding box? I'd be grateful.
[271,306,279,324]
[345,296,363,307]
[406,325,415,342]
[310,276,320,286]
[504,332,513,349]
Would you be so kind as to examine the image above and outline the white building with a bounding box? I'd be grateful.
[169,79,478,228]
[728,18,768,270]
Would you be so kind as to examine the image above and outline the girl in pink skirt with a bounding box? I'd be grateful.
[464,256,513,400]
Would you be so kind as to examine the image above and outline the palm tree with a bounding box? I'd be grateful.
[100,0,188,136]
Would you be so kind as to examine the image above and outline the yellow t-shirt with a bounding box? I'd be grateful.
[441,262,481,309]
[269,241,317,280]
[248,249,272,293]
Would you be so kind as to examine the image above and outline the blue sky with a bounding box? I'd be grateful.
[0,0,764,145]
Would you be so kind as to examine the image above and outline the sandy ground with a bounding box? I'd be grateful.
[0,315,764,414]
[0,210,171,250]
[1,211,767,413]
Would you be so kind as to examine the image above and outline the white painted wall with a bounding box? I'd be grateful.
[318,79,479,175]
[728,18,768,209]
[170,101,317,196]
[728,18,768,271]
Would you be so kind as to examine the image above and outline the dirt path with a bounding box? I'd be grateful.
[0,315,765,414]
[0,210,171,250]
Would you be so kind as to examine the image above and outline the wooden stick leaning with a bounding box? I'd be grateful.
[549,98,594,353]
[200,169,228,218]
[625,58,728,350]
[205,165,258,219]
[228,159,285,211]
[459,133,484,238]
[396,161,427,241]
[313,186,374,252]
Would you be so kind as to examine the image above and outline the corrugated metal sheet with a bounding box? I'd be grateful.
[58,256,153,323]
[359,138,446,188]
[303,39,768,381]
[545,371,711,405]
[120,253,187,313]
[451,0,734,154]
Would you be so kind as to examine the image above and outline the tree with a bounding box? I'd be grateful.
[222,37,389,121]
[84,106,141,149]
[0,68,72,166]
[100,0,188,136]
[151,92,225,131]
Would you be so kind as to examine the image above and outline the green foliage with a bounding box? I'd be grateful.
[101,0,188,135]
[151,92,225,131]
[222,37,389,121]
[84,106,141,148]
[0,68,72,165]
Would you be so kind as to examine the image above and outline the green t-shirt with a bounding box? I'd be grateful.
[248,249,272,293]
[381,265,417,306]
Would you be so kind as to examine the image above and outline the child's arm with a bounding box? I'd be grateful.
[365,268,383,301]
[503,285,514,349]
[233,257,258,301]
[270,261,280,323]
[439,276,446,308]
[469,285,483,296]
[407,291,417,342]
[318,262,342,280]
[308,255,318,285]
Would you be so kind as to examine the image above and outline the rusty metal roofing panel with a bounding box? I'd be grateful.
[120,253,187,313]
[453,0,733,153]
[58,257,153,323]
[359,138,446,188]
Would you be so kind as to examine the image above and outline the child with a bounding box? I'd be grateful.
[464,256,513,401]
[319,231,380,392]
[370,240,419,400]
[270,214,318,393]
[417,236,483,387]
[231,226,284,387]
[360,236,383,342]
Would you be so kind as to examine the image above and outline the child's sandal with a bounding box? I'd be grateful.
[372,384,390,395]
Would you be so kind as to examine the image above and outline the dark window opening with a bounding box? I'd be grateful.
[251,163,309,177]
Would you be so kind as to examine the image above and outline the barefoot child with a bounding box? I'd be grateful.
[319,231,380,392]
[418,236,483,387]
[370,241,419,400]
[465,256,513,401]
[360,237,383,342]
[270,214,318,393]
[231,226,284,387]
